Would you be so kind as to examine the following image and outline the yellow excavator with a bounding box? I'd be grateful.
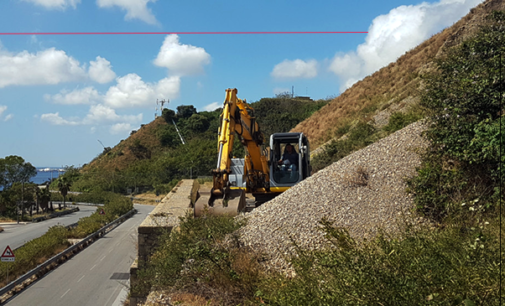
[194,88,311,216]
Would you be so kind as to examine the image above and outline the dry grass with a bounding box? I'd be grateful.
[344,165,370,188]
[83,117,168,172]
[0,226,3,233]
[131,192,164,205]
[291,0,497,149]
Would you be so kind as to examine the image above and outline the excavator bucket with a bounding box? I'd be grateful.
[194,189,246,217]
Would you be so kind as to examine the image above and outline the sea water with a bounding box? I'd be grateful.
[32,167,65,185]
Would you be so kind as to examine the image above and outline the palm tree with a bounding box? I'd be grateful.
[57,177,71,209]
[36,186,51,213]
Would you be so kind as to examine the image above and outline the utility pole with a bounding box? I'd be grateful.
[157,99,169,117]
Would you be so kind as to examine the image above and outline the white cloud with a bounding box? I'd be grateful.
[110,123,132,134]
[22,0,80,10]
[89,56,116,84]
[329,0,484,91]
[0,106,6,117]
[0,105,13,122]
[271,59,318,79]
[202,102,220,112]
[104,73,180,108]
[97,0,158,25]
[41,104,142,132]
[83,104,142,124]
[40,112,80,125]
[154,35,211,76]
[0,48,87,88]
[0,45,118,87]
[45,87,101,105]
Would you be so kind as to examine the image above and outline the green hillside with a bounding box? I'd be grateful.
[57,96,327,194]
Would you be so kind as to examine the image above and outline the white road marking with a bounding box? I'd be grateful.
[100,255,106,262]
[90,264,97,271]
[77,275,85,283]
[60,288,70,299]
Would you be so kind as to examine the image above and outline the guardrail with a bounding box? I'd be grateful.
[0,208,137,301]
[31,207,80,223]
[54,201,105,207]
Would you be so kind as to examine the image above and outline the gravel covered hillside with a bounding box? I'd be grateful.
[239,121,429,271]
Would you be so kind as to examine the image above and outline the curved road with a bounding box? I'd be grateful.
[6,204,154,306]
[0,205,97,251]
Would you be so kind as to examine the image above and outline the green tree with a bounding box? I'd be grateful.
[176,105,197,119]
[57,177,72,209]
[0,155,37,190]
[186,114,210,133]
[162,108,176,123]
[410,11,505,218]
[36,186,51,213]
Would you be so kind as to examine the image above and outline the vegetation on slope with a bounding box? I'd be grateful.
[408,10,505,220]
[134,8,504,305]
[59,96,327,195]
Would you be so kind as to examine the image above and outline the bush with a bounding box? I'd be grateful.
[383,111,423,133]
[68,192,133,238]
[259,217,502,305]
[409,11,505,219]
[312,121,376,172]
[135,212,257,305]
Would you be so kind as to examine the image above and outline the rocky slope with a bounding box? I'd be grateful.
[239,121,429,272]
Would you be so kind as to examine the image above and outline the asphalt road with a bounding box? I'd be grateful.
[6,204,154,306]
[0,205,97,251]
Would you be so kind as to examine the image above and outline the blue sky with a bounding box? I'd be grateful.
[0,0,483,167]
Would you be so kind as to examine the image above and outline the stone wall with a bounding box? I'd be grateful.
[129,179,199,306]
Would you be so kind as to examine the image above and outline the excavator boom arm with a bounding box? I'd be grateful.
[212,88,270,199]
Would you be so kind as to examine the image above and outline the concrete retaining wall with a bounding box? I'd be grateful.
[129,179,198,306]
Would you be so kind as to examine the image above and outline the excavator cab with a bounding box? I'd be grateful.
[269,133,311,188]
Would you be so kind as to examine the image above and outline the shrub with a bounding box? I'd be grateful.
[312,121,376,172]
[68,192,133,238]
[135,212,258,305]
[383,111,423,133]
[409,11,505,219]
[258,217,502,305]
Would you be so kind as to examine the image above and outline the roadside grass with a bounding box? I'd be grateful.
[135,212,263,306]
[0,225,69,288]
[0,192,133,288]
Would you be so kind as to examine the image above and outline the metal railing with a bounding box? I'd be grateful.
[0,208,137,300]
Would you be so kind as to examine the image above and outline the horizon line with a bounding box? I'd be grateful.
[0,31,368,35]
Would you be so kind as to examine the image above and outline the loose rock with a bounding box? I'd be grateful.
[239,121,429,272]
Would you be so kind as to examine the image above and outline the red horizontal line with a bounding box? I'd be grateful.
[0,31,367,35]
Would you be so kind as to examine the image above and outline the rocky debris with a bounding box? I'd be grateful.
[139,290,173,306]
[239,121,429,272]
